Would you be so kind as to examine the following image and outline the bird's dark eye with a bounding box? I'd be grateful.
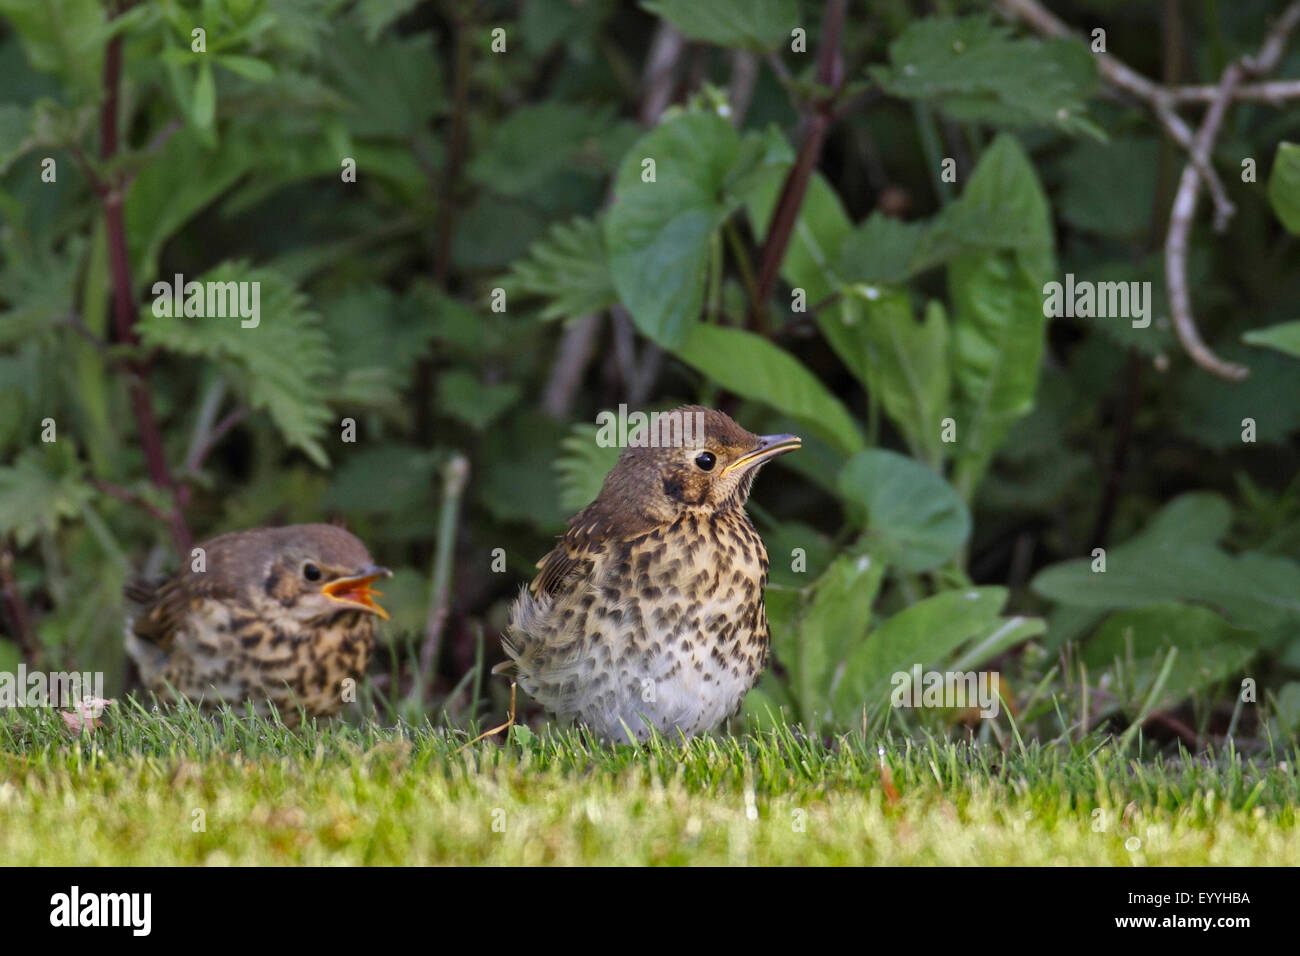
[694,451,716,472]
[302,563,322,582]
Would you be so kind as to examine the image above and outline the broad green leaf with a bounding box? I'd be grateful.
[946,135,1054,497]
[137,264,334,466]
[324,27,443,138]
[1267,142,1300,235]
[869,16,1100,136]
[837,213,927,285]
[1244,320,1300,360]
[827,290,949,465]
[674,323,863,454]
[1032,493,1300,643]
[605,112,760,346]
[642,0,800,52]
[837,449,970,572]
[1083,603,1258,709]
[832,586,1008,720]
[468,103,630,197]
[0,447,93,547]
[793,551,886,725]
[506,217,618,321]
[948,614,1046,673]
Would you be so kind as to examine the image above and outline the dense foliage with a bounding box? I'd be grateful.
[1,0,1298,750]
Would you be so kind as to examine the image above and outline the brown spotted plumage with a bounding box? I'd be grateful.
[124,524,389,726]
[500,406,800,743]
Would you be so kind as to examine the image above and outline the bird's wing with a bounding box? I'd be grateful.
[530,502,658,598]
[123,571,234,650]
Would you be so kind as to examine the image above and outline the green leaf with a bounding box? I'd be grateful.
[1083,603,1258,709]
[192,61,216,130]
[0,0,105,93]
[0,447,93,547]
[837,213,927,285]
[506,217,618,321]
[215,54,275,82]
[827,290,949,465]
[832,586,1008,719]
[1267,142,1300,235]
[1032,493,1300,643]
[793,551,886,725]
[837,449,970,572]
[137,263,334,466]
[469,103,629,197]
[0,104,31,175]
[869,15,1100,136]
[555,424,623,514]
[605,112,759,346]
[437,370,521,431]
[356,0,424,40]
[1244,321,1300,360]
[641,0,800,52]
[324,27,443,139]
[946,135,1054,497]
[674,323,863,454]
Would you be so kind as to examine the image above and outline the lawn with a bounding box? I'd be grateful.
[1,703,1296,866]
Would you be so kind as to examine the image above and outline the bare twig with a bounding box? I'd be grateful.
[1165,2,1300,381]
[1003,0,1300,381]
[415,454,470,702]
[0,547,41,668]
[541,316,601,418]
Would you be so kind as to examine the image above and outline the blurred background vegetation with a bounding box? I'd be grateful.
[1,0,1299,750]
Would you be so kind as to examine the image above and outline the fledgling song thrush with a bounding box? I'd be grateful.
[124,524,389,725]
[500,406,800,742]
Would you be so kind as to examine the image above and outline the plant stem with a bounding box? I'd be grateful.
[414,454,471,705]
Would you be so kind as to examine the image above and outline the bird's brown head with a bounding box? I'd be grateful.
[594,406,800,524]
[228,524,391,622]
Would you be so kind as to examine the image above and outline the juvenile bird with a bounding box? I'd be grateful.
[500,406,799,743]
[124,524,389,725]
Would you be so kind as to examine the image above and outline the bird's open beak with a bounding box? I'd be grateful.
[322,565,392,620]
[722,433,802,475]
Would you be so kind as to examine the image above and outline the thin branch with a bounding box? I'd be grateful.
[415,454,470,701]
[0,547,41,668]
[184,406,249,475]
[1168,79,1300,103]
[752,0,848,330]
[1165,2,1300,382]
[97,21,193,553]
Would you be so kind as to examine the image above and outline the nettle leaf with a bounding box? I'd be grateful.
[555,423,622,514]
[437,369,521,431]
[870,15,1100,136]
[324,26,443,139]
[469,102,630,197]
[138,263,334,466]
[319,285,435,414]
[506,217,618,321]
[825,289,950,465]
[605,111,761,346]
[675,323,863,454]
[832,586,1008,720]
[0,448,93,547]
[1268,142,1300,235]
[642,0,800,53]
[838,449,970,572]
[1244,321,1300,360]
[837,213,928,286]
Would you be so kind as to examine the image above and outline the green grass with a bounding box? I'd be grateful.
[1,700,1297,865]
